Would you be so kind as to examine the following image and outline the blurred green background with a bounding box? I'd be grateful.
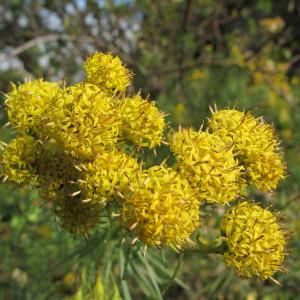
[1,1,300,299]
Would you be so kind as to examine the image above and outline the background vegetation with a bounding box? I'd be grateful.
[0,1,300,299]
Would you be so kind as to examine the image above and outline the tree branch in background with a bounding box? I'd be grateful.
[0,35,63,63]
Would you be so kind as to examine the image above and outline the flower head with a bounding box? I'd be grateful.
[208,109,277,153]
[0,136,41,184]
[121,166,200,248]
[44,82,120,159]
[119,95,166,148]
[35,141,103,235]
[169,128,245,204]
[221,201,286,279]
[55,197,102,236]
[79,149,141,205]
[84,52,132,93]
[208,109,286,191]
[6,79,59,134]
[36,140,81,203]
[244,151,286,191]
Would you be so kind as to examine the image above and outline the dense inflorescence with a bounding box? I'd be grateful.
[55,196,103,237]
[0,52,288,281]
[119,95,166,149]
[208,109,286,192]
[121,165,200,248]
[36,140,81,203]
[0,136,41,185]
[84,52,132,93]
[221,202,286,279]
[79,149,141,206]
[169,128,245,205]
[6,79,59,134]
[43,82,121,159]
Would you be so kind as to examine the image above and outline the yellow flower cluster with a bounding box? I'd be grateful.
[44,82,120,159]
[84,52,132,93]
[79,149,140,205]
[6,79,59,134]
[119,95,166,148]
[0,52,288,280]
[0,136,41,184]
[221,202,286,279]
[120,166,200,248]
[169,128,245,204]
[208,109,286,191]
[166,109,287,279]
[1,52,166,237]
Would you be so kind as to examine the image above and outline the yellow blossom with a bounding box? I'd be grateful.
[0,136,41,184]
[119,95,166,148]
[245,151,286,191]
[121,166,200,248]
[44,82,120,159]
[79,149,141,205]
[169,128,245,204]
[0,51,289,267]
[84,52,132,93]
[208,109,286,191]
[208,109,276,152]
[6,79,59,134]
[221,201,286,279]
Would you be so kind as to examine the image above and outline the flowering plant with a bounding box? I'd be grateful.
[0,52,288,284]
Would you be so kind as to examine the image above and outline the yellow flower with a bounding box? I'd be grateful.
[84,52,132,93]
[0,136,41,184]
[119,95,166,148]
[79,149,141,205]
[120,166,200,248]
[208,109,275,152]
[221,201,286,279]
[245,151,286,191]
[208,109,286,191]
[6,79,59,133]
[169,128,245,204]
[44,82,120,159]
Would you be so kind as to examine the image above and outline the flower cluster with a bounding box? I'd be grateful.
[0,52,288,280]
[166,108,287,279]
[84,52,132,93]
[208,109,286,192]
[119,95,166,148]
[0,136,41,185]
[221,202,286,279]
[44,82,120,159]
[6,80,59,133]
[120,166,200,248]
[36,141,81,203]
[169,128,245,205]
[55,196,103,236]
[79,149,141,205]
[2,52,165,238]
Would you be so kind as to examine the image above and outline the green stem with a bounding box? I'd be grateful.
[187,237,227,254]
